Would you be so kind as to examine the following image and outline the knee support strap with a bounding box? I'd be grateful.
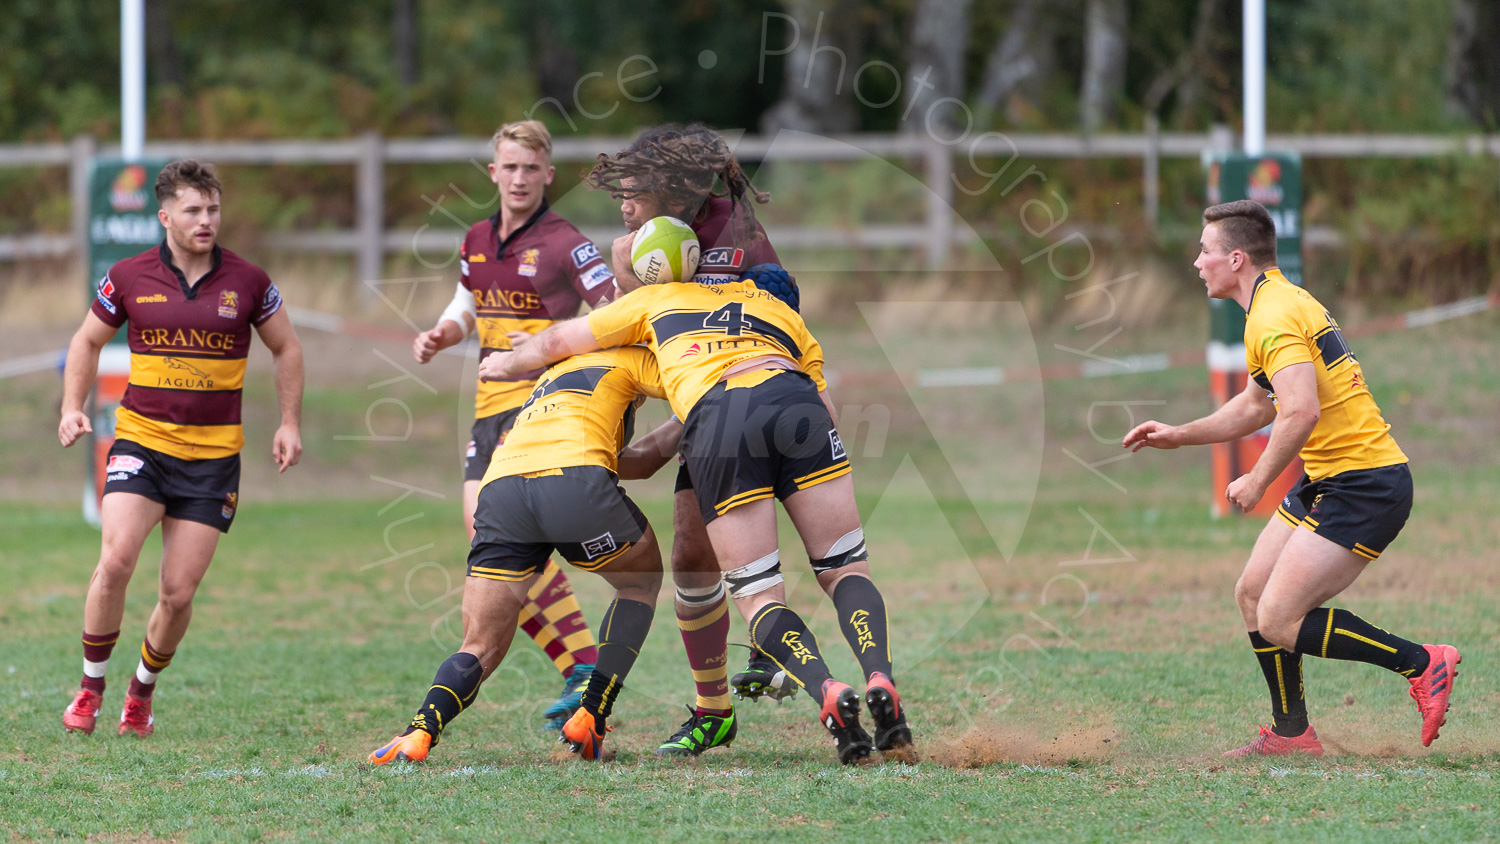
[811,528,867,575]
[676,580,726,607]
[724,551,783,597]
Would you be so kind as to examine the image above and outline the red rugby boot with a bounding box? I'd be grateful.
[63,688,103,734]
[818,680,873,765]
[864,672,917,762]
[1222,724,1323,758]
[117,694,154,737]
[1409,644,1461,747]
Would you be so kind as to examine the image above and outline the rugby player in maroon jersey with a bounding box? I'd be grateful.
[59,160,304,737]
[410,120,616,732]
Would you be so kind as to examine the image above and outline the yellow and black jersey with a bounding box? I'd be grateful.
[1244,269,1407,479]
[480,346,664,484]
[585,280,826,420]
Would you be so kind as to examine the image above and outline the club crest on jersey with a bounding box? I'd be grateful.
[518,248,539,276]
[582,532,617,560]
[106,455,145,475]
[222,492,237,520]
[571,242,601,268]
[218,290,239,319]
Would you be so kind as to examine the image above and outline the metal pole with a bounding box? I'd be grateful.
[121,0,146,162]
[924,139,953,270]
[1243,0,1265,155]
[356,131,386,295]
[1143,113,1160,232]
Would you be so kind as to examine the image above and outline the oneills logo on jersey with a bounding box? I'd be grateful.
[217,290,239,319]
[136,293,168,304]
[519,248,540,277]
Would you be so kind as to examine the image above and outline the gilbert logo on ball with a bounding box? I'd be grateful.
[630,216,701,284]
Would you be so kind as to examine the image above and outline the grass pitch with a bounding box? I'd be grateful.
[1,312,1497,841]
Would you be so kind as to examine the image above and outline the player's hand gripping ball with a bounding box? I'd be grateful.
[630,216,700,284]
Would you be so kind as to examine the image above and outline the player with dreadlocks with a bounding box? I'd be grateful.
[480,124,916,765]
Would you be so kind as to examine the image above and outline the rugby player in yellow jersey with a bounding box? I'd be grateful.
[369,346,671,763]
[587,124,794,759]
[480,215,916,764]
[1124,200,1460,756]
[412,120,613,731]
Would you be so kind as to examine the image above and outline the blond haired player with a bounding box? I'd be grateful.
[59,160,303,737]
[1124,199,1460,756]
[412,120,616,731]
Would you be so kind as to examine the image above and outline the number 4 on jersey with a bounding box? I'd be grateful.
[704,302,751,336]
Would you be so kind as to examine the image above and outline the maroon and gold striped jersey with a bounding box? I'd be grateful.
[462,200,616,418]
[689,196,781,284]
[90,242,283,460]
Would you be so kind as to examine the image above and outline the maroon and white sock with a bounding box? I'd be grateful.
[80,630,120,694]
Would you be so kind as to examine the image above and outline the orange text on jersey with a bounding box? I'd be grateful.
[476,289,541,312]
[139,327,236,351]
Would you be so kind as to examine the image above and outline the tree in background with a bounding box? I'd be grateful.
[1446,0,1500,130]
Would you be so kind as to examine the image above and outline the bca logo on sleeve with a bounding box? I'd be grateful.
[571,242,602,268]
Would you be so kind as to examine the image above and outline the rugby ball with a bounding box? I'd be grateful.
[630,216,700,284]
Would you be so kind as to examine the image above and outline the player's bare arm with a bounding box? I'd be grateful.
[414,284,476,364]
[58,311,119,447]
[1122,378,1276,452]
[617,416,683,481]
[1225,361,1319,512]
[477,316,601,381]
[255,308,305,472]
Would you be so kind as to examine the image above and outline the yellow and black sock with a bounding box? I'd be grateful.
[748,602,834,693]
[1248,631,1308,737]
[831,575,893,681]
[1294,608,1430,677]
[409,652,483,741]
[582,598,655,720]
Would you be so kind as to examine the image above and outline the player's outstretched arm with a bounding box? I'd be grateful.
[414,284,476,363]
[478,316,600,381]
[1226,362,1318,512]
[617,416,683,480]
[1123,379,1276,452]
[58,312,118,447]
[255,308,304,472]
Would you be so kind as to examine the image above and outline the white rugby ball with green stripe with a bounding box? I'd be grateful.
[630,216,701,284]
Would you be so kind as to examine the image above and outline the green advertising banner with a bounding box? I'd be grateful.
[1205,151,1304,342]
[82,158,166,525]
[88,157,167,325]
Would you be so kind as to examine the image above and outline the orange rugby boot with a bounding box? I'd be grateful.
[559,708,611,761]
[368,729,434,765]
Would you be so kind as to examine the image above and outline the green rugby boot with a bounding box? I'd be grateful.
[654,706,738,757]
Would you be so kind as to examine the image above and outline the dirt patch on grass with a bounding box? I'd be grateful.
[927,718,1120,768]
